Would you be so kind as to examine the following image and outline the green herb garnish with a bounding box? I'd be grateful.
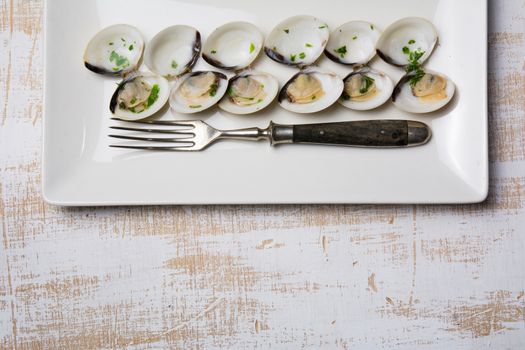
[408,39,416,45]
[171,60,178,69]
[319,25,327,29]
[211,50,217,54]
[130,97,137,105]
[352,36,358,40]
[209,84,218,97]
[334,45,347,58]
[147,84,160,107]
[189,105,202,109]
[290,54,296,62]
[227,87,234,96]
[109,50,130,69]
[109,42,114,46]
[305,43,313,48]
[404,48,426,87]
[359,75,375,94]
[370,24,374,30]
[299,52,306,59]
[284,29,290,34]
[129,44,134,51]
[249,42,255,54]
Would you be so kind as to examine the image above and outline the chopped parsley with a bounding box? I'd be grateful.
[370,24,375,30]
[284,29,290,34]
[404,48,426,87]
[319,25,327,29]
[109,50,130,69]
[121,38,126,42]
[402,46,410,54]
[299,52,306,59]
[209,83,218,97]
[129,44,134,51]
[305,43,313,48]
[130,97,137,105]
[171,60,178,69]
[334,45,347,58]
[257,99,263,103]
[290,54,297,62]
[211,50,217,54]
[147,84,160,107]
[352,35,358,40]
[189,105,202,109]
[272,46,277,51]
[249,42,255,54]
[359,75,375,94]
[109,42,114,46]
[408,39,416,45]
[227,87,234,96]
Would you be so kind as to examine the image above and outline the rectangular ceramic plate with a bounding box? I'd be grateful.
[43,0,488,205]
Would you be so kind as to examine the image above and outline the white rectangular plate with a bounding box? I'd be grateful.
[43,0,488,205]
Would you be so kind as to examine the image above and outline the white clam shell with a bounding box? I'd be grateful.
[265,15,330,66]
[325,21,380,66]
[202,22,264,70]
[144,25,201,78]
[169,71,228,114]
[84,24,144,76]
[339,67,394,111]
[279,67,344,114]
[392,70,455,114]
[218,71,279,115]
[110,73,170,120]
[376,17,438,67]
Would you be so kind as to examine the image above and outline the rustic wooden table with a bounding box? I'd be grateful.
[1,1,524,349]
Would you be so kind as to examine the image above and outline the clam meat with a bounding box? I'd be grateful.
[170,71,228,114]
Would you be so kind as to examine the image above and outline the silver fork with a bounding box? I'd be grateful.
[109,118,432,151]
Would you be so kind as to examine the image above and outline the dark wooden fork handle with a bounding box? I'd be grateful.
[290,120,431,148]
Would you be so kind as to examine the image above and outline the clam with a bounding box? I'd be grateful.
[376,17,438,67]
[144,25,201,78]
[339,67,394,111]
[218,71,279,115]
[325,21,380,65]
[265,15,330,66]
[169,71,228,114]
[392,70,455,113]
[202,22,264,70]
[84,24,144,76]
[110,73,170,120]
[279,67,343,114]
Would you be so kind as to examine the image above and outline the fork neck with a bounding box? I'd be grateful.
[217,122,294,145]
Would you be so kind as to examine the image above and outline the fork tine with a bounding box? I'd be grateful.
[111,118,197,127]
[109,126,195,135]
[109,135,195,142]
[110,145,195,151]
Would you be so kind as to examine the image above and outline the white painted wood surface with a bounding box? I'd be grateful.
[1,0,524,349]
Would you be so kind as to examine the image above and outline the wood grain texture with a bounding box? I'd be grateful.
[1,0,525,349]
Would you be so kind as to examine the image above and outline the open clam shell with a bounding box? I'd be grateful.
[325,21,380,66]
[339,67,394,111]
[265,15,330,66]
[218,71,279,115]
[278,67,343,114]
[169,71,228,114]
[202,22,264,70]
[392,70,455,113]
[110,73,170,120]
[84,24,144,76]
[144,25,201,78]
[376,17,438,67]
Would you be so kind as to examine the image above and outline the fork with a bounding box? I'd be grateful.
[109,119,431,151]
